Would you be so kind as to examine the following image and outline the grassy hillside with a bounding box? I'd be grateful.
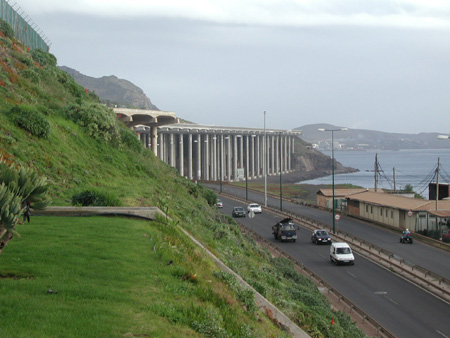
[0,24,365,337]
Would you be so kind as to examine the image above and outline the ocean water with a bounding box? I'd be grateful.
[299,149,450,199]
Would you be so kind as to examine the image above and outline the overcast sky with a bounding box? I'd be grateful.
[10,0,450,134]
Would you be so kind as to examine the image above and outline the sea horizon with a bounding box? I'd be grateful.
[299,148,450,199]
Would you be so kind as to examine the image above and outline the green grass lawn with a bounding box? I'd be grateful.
[0,216,286,338]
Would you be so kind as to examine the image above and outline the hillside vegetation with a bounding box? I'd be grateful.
[0,23,365,338]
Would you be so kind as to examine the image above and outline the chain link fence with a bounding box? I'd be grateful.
[0,0,50,51]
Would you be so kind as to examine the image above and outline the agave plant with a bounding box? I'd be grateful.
[0,157,51,253]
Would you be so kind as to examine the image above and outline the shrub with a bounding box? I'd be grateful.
[202,186,217,206]
[0,37,12,48]
[65,103,121,144]
[56,69,85,98]
[20,69,40,83]
[0,19,14,39]
[120,128,142,153]
[9,105,50,138]
[71,190,122,206]
[30,49,57,67]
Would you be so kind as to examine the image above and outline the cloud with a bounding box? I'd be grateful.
[15,0,450,29]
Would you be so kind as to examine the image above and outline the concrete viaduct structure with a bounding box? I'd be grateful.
[158,124,302,182]
[113,108,302,182]
[114,108,179,155]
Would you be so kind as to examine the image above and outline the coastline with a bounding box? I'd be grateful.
[261,166,359,184]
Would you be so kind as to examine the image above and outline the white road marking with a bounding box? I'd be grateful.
[346,271,357,278]
[384,295,398,305]
[436,330,449,338]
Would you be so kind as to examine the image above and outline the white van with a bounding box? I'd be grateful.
[330,242,355,265]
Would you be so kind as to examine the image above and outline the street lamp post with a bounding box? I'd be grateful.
[264,111,267,207]
[279,132,282,211]
[318,127,348,234]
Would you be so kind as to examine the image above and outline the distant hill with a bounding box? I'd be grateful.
[297,124,447,150]
[59,66,159,110]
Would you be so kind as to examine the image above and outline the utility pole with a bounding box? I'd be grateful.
[264,111,267,207]
[374,153,378,192]
[393,167,396,192]
[436,157,440,210]
[318,127,347,234]
[279,132,282,211]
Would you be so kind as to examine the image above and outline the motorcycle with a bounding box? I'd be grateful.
[400,232,413,244]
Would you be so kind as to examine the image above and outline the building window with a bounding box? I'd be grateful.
[380,208,383,216]
[366,205,368,213]
[386,209,388,217]
[371,206,373,213]
[391,211,394,218]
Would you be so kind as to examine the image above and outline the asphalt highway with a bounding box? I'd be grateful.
[213,186,450,338]
[214,184,450,280]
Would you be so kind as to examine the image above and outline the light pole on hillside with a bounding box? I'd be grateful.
[318,127,348,234]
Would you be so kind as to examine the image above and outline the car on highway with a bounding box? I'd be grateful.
[311,229,331,245]
[232,206,246,218]
[215,199,223,208]
[272,218,297,242]
[247,203,262,214]
[330,242,354,265]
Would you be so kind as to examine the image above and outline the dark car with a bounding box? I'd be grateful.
[272,218,297,242]
[311,229,331,245]
[232,206,246,218]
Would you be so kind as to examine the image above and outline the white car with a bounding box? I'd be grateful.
[330,242,355,265]
[247,203,262,214]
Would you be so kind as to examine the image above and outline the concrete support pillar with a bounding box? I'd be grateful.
[188,134,193,179]
[196,134,201,180]
[163,134,168,163]
[239,136,244,177]
[219,135,224,184]
[284,135,288,173]
[289,136,295,171]
[151,127,158,156]
[157,133,163,161]
[250,135,255,178]
[212,135,217,181]
[178,134,184,177]
[204,134,210,180]
[169,134,175,167]
[143,133,148,148]
[255,135,260,178]
[275,135,279,174]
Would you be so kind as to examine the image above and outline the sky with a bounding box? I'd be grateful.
[9,0,450,134]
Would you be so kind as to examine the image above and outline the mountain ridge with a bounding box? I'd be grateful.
[297,123,448,150]
[59,66,159,110]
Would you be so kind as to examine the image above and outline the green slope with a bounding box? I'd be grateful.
[0,23,366,338]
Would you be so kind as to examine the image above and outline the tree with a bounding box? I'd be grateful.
[404,184,414,192]
[0,158,51,253]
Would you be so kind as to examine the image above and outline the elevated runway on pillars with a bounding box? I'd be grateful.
[113,108,179,127]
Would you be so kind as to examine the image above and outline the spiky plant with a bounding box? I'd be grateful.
[0,158,51,253]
